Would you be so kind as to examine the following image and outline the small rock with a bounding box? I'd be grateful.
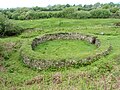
[53,72,62,84]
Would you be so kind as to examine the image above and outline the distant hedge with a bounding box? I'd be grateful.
[0,2,120,20]
[2,8,120,20]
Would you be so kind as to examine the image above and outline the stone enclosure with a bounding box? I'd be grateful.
[20,32,112,70]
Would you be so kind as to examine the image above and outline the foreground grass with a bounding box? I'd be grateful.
[0,18,120,90]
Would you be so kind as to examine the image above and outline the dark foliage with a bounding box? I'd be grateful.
[0,13,23,37]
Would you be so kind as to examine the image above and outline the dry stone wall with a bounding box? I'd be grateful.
[21,32,112,70]
[32,33,100,50]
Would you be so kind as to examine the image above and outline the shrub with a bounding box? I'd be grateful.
[73,11,91,19]
[11,12,19,20]
[0,13,23,37]
[90,9,111,18]
[25,11,52,19]
[18,15,25,20]
[51,11,63,18]
[110,10,120,18]
[25,11,36,20]
[38,12,49,18]
[61,7,76,18]
[115,10,120,18]
[110,7,119,13]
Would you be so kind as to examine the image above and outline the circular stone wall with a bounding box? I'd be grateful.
[31,33,100,49]
[20,32,112,70]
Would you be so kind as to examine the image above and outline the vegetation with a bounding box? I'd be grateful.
[0,13,23,37]
[34,39,96,60]
[0,1,120,90]
[90,9,111,18]
[0,18,120,89]
[0,2,120,20]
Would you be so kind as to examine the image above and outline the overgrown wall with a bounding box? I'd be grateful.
[20,33,112,70]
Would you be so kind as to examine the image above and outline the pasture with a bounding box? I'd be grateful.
[0,18,120,90]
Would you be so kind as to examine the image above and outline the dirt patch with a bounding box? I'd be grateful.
[3,42,16,52]
[114,77,120,89]
[0,64,6,72]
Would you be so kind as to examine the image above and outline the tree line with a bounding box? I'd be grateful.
[0,2,120,20]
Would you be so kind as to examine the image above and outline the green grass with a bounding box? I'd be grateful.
[34,39,97,60]
[0,18,120,90]
[15,18,119,29]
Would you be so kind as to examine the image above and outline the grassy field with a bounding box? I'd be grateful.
[0,18,120,90]
[34,39,97,60]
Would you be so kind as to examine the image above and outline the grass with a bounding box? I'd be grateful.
[0,18,120,90]
[34,39,97,60]
[15,18,119,29]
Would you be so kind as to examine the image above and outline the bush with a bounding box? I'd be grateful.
[0,13,23,37]
[115,10,120,18]
[11,12,19,20]
[25,11,53,19]
[73,11,91,19]
[111,10,120,18]
[18,12,26,20]
[90,9,111,18]
[38,12,49,18]
[110,7,119,13]
[61,7,76,18]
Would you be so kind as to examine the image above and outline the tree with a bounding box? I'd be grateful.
[108,2,115,7]
[102,4,110,9]
[94,2,101,8]
[66,4,71,7]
